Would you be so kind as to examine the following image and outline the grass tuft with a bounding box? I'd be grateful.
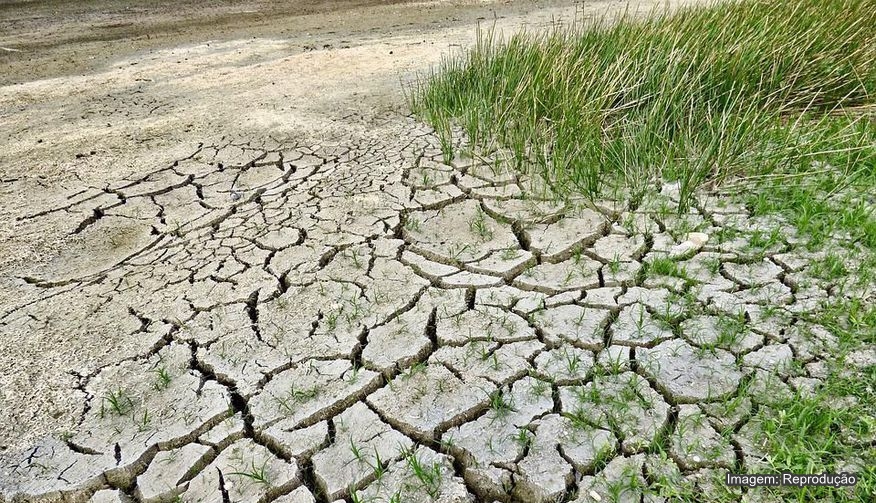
[411,0,876,222]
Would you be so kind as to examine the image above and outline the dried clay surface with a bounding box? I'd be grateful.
[2,1,861,502]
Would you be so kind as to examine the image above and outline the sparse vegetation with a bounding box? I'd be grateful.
[99,388,135,418]
[152,366,172,390]
[409,10,876,496]
[227,458,272,487]
[274,384,319,413]
[403,448,444,499]
[9,2,876,502]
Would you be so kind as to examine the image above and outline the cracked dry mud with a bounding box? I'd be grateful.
[1,118,870,503]
[1,1,872,502]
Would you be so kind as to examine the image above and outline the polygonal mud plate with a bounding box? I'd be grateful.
[560,372,669,454]
[637,339,742,403]
[367,363,494,441]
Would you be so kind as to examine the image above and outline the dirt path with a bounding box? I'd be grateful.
[1,0,583,86]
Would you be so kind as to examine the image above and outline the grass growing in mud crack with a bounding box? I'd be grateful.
[410,0,876,224]
[412,0,876,501]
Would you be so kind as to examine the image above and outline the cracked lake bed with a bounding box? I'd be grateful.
[3,127,872,502]
[1,1,874,502]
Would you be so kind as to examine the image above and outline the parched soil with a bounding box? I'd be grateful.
[4,1,862,502]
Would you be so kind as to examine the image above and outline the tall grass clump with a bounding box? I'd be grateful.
[410,0,876,212]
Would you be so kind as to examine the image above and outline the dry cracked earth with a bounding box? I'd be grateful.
[1,1,872,503]
[2,122,871,502]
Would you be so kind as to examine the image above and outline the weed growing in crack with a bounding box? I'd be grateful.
[344,366,361,384]
[713,227,741,245]
[810,253,849,282]
[702,257,722,276]
[99,388,135,418]
[151,366,172,391]
[469,207,494,241]
[607,253,622,275]
[137,408,152,432]
[349,488,371,503]
[227,458,272,487]
[647,256,687,280]
[487,352,501,371]
[714,313,746,349]
[498,314,517,337]
[421,171,433,187]
[370,447,388,482]
[567,407,595,430]
[562,268,577,287]
[403,448,443,499]
[605,463,648,500]
[448,243,472,262]
[350,248,363,269]
[274,385,319,413]
[484,434,497,455]
[500,248,520,261]
[747,228,783,253]
[371,287,391,305]
[404,362,427,380]
[325,308,341,331]
[562,348,584,375]
[633,305,649,340]
[488,390,515,419]
[512,428,533,450]
[603,353,627,374]
[590,446,615,474]
[439,433,456,450]
[344,295,368,326]
[350,437,364,462]
[528,378,551,398]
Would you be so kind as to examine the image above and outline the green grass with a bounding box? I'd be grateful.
[742,118,876,249]
[227,459,272,487]
[403,448,443,499]
[751,364,876,502]
[410,0,876,217]
[410,2,876,501]
[99,388,135,418]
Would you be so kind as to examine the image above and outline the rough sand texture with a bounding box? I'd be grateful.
[3,0,859,502]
